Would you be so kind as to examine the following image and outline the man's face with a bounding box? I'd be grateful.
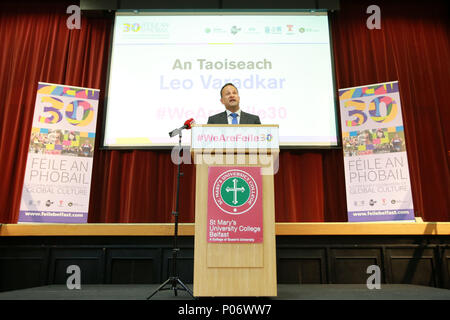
[220,85,240,111]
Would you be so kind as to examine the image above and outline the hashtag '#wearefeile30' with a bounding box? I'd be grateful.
[156,107,166,120]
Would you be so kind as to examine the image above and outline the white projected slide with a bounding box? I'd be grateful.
[103,11,338,147]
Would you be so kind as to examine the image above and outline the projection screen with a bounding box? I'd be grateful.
[102,11,339,148]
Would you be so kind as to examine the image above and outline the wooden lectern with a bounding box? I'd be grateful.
[191,124,279,297]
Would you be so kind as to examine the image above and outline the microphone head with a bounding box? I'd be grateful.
[184,118,195,129]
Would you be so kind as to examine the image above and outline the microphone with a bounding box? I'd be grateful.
[169,118,195,137]
[183,118,195,130]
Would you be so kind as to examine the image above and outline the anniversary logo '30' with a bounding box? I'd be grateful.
[212,169,258,215]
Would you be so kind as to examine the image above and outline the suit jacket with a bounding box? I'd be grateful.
[207,111,261,125]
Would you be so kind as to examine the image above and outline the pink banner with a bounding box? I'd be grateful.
[207,166,263,243]
[18,82,99,224]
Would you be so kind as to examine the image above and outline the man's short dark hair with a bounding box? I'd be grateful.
[220,83,238,98]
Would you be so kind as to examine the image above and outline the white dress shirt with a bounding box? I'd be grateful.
[226,109,241,124]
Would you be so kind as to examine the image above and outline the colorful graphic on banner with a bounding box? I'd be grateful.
[18,82,99,223]
[207,167,263,243]
[339,81,415,222]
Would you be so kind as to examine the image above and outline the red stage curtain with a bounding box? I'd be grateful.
[329,0,450,222]
[0,1,113,223]
[0,0,448,224]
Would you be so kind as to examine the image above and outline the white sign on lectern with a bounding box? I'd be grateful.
[191,125,279,150]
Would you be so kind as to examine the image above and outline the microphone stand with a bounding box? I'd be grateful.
[147,130,194,299]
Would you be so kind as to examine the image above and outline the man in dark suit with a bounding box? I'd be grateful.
[207,83,261,124]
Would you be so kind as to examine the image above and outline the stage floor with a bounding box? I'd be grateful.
[2,219,450,236]
[1,284,449,300]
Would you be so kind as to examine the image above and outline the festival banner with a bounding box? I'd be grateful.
[18,82,99,223]
[207,166,263,243]
[339,81,415,222]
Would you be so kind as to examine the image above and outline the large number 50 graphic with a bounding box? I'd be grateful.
[38,96,94,127]
[344,96,398,127]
